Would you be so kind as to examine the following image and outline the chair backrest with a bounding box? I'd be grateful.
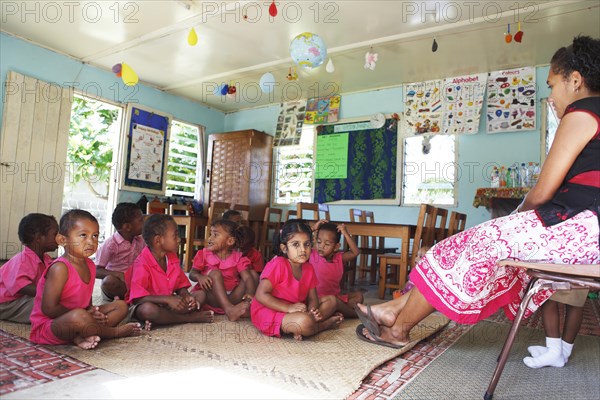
[318,203,331,220]
[349,208,365,223]
[433,207,449,243]
[447,211,467,237]
[205,201,231,238]
[410,204,437,268]
[169,204,190,216]
[296,202,330,221]
[259,207,283,259]
[146,198,169,214]
[231,203,250,223]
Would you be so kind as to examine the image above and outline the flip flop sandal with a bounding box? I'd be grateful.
[355,324,405,349]
[354,304,381,337]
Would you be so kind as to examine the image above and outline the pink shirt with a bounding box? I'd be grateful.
[30,257,96,345]
[126,247,190,303]
[192,248,251,292]
[309,252,344,297]
[0,246,53,303]
[95,232,145,272]
[246,248,264,272]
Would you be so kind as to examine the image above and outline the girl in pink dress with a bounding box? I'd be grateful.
[30,210,143,350]
[310,221,363,318]
[190,220,256,321]
[251,219,344,339]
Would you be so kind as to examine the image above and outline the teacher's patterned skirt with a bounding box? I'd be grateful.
[411,210,599,324]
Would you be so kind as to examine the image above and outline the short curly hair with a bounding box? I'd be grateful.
[59,210,98,236]
[18,213,58,245]
[142,214,176,247]
[550,35,600,93]
[112,202,142,230]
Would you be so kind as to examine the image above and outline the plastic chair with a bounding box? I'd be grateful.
[447,211,467,237]
[484,260,600,400]
[258,207,283,262]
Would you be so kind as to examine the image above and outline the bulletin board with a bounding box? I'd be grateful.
[118,104,171,194]
[313,118,397,203]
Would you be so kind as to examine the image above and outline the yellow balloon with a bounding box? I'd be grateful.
[188,28,198,46]
[121,62,138,86]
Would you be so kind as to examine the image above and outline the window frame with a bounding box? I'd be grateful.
[540,98,559,165]
[166,118,205,200]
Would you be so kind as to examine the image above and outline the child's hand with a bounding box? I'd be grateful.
[184,295,199,311]
[166,296,187,312]
[198,275,213,291]
[314,219,328,231]
[87,306,108,325]
[287,302,307,313]
[310,307,323,321]
[337,223,349,235]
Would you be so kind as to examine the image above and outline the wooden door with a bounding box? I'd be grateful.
[0,72,73,259]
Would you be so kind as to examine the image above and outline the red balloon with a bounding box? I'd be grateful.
[269,1,277,17]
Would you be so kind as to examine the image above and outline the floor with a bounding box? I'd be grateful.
[2,283,599,399]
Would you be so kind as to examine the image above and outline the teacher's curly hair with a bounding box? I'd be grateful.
[550,35,600,93]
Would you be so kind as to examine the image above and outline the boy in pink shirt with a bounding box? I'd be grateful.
[96,203,145,300]
[126,214,214,326]
[310,221,363,318]
[0,214,58,323]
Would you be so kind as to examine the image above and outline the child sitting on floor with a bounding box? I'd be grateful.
[30,210,143,350]
[311,220,363,318]
[96,202,145,300]
[0,214,58,323]
[190,220,255,321]
[251,219,343,340]
[126,214,214,326]
[238,225,264,288]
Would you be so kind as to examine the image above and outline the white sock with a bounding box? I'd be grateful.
[561,340,574,363]
[528,345,548,357]
[523,337,565,368]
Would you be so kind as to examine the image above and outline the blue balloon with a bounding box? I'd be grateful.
[220,84,229,96]
[259,72,275,93]
[214,84,224,95]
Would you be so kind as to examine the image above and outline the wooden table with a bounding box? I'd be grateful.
[473,187,530,218]
[170,215,207,271]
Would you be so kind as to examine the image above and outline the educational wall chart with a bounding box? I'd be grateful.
[486,67,536,133]
[403,79,443,135]
[442,73,486,134]
[274,100,307,147]
[305,95,341,124]
[128,123,165,183]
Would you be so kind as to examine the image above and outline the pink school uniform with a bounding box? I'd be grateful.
[125,247,190,303]
[30,257,96,345]
[309,252,349,302]
[250,256,318,337]
[191,248,251,292]
[246,247,264,273]
[0,246,53,303]
[95,232,145,272]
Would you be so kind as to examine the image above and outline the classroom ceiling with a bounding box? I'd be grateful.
[2,0,599,113]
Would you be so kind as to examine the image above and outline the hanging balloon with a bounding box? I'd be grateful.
[269,0,277,17]
[214,84,224,95]
[259,72,276,93]
[326,58,335,73]
[290,32,327,69]
[188,28,198,46]
[111,63,122,74]
[220,84,229,96]
[121,62,138,86]
[432,38,438,52]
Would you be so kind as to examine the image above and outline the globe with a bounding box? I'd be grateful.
[289,32,327,69]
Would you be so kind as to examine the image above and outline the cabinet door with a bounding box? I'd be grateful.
[207,135,251,206]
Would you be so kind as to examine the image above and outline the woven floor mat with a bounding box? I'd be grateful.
[0,311,449,399]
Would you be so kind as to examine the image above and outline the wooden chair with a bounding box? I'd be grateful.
[258,207,283,263]
[231,203,250,223]
[378,204,437,299]
[191,201,231,250]
[296,202,330,221]
[485,261,600,400]
[146,198,169,214]
[346,208,366,287]
[447,211,467,237]
[168,204,190,263]
[433,207,449,243]
[285,209,297,220]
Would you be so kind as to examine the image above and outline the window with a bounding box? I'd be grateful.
[541,98,559,163]
[272,126,315,205]
[166,120,204,199]
[401,135,456,205]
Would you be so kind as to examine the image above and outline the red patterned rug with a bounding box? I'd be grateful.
[0,330,96,396]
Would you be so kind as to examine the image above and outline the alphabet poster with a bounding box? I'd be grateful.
[274,100,306,147]
[403,79,443,135]
[442,73,486,134]
[486,67,536,133]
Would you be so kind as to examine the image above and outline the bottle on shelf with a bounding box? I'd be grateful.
[499,166,507,187]
[491,167,500,188]
[531,163,541,186]
[527,162,535,187]
[506,168,513,188]
[519,163,528,187]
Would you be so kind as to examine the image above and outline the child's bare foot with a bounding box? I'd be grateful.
[322,313,344,330]
[193,310,214,323]
[142,320,152,331]
[225,302,248,322]
[293,333,303,341]
[117,322,144,337]
[74,335,100,350]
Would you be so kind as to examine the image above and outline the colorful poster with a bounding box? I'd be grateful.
[128,123,165,183]
[403,79,443,135]
[274,100,306,147]
[305,95,341,124]
[315,133,349,179]
[486,67,536,133]
[442,73,486,134]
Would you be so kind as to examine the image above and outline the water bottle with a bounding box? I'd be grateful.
[519,163,528,187]
[527,162,535,187]
[531,163,541,186]
[506,168,513,188]
[499,167,506,187]
[491,168,500,188]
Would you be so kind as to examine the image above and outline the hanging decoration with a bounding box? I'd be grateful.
[227,81,237,96]
[111,63,122,77]
[289,32,327,69]
[514,21,524,43]
[187,27,198,46]
[432,37,438,52]
[113,62,138,86]
[326,58,335,73]
[504,24,512,43]
[286,67,298,81]
[220,83,229,96]
[387,113,400,130]
[364,47,378,70]
[269,0,277,17]
[259,72,276,93]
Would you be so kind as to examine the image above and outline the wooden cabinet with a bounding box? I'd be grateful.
[204,129,273,220]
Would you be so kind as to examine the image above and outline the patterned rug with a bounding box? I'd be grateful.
[0,330,95,396]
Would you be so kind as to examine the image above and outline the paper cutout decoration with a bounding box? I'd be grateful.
[403,80,443,135]
[274,100,307,147]
[442,73,486,134]
[486,67,536,133]
[305,95,341,124]
[187,28,198,46]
